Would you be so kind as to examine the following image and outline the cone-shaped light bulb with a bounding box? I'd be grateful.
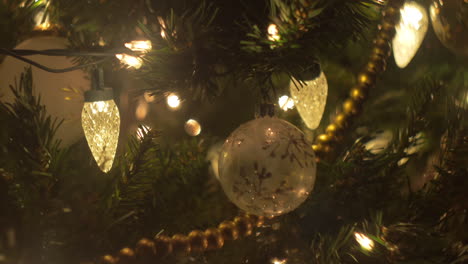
[82,89,120,173]
[393,1,428,68]
[289,71,328,129]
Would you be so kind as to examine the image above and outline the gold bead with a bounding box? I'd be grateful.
[372,44,391,59]
[117,248,135,264]
[376,30,395,42]
[135,238,156,260]
[366,59,387,75]
[188,230,208,252]
[205,228,224,250]
[343,99,360,116]
[357,72,376,88]
[100,255,117,264]
[312,144,322,152]
[256,216,265,227]
[378,24,396,39]
[383,6,401,25]
[325,124,339,135]
[219,221,239,240]
[350,87,367,102]
[242,214,259,227]
[154,235,173,256]
[234,216,253,237]
[171,234,191,254]
[317,133,332,144]
[334,113,348,129]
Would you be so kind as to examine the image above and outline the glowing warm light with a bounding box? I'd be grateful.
[166,93,181,109]
[33,10,51,31]
[82,100,120,173]
[125,40,152,53]
[289,71,328,129]
[268,24,281,41]
[135,100,149,120]
[136,125,151,140]
[278,95,295,111]
[393,1,428,68]
[271,258,287,264]
[184,119,201,136]
[354,232,374,251]
[115,54,143,69]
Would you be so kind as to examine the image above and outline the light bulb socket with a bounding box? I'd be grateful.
[84,88,114,102]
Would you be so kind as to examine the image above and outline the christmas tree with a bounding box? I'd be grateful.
[0,0,467,263]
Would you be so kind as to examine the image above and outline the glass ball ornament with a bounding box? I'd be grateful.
[430,0,468,56]
[218,116,316,217]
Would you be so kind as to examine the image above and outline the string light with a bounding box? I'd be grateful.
[116,40,152,69]
[124,40,152,53]
[278,95,295,111]
[82,89,120,173]
[354,232,374,251]
[393,1,428,68]
[166,93,181,109]
[268,24,281,41]
[115,54,143,69]
[271,258,287,264]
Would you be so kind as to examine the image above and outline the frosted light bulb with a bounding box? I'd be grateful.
[278,95,294,111]
[166,93,181,109]
[289,71,328,129]
[82,90,120,173]
[393,1,428,68]
[354,232,374,251]
[124,40,152,53]
[115,54,143,69]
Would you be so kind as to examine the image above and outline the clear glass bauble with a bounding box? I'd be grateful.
[430,0,468,56]
[218,116,316,217]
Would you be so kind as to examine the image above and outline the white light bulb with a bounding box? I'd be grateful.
[166,93,181,109]
[393,1,428,68]
[268,24,281,41]
[82,99,120,173]
[278,95,295,111]
[354,232,374,251]
[115,54,143,69]
[124,40,152,53]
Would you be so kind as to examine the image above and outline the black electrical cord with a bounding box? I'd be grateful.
[1,48,133,57]
[0,48,137,73]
